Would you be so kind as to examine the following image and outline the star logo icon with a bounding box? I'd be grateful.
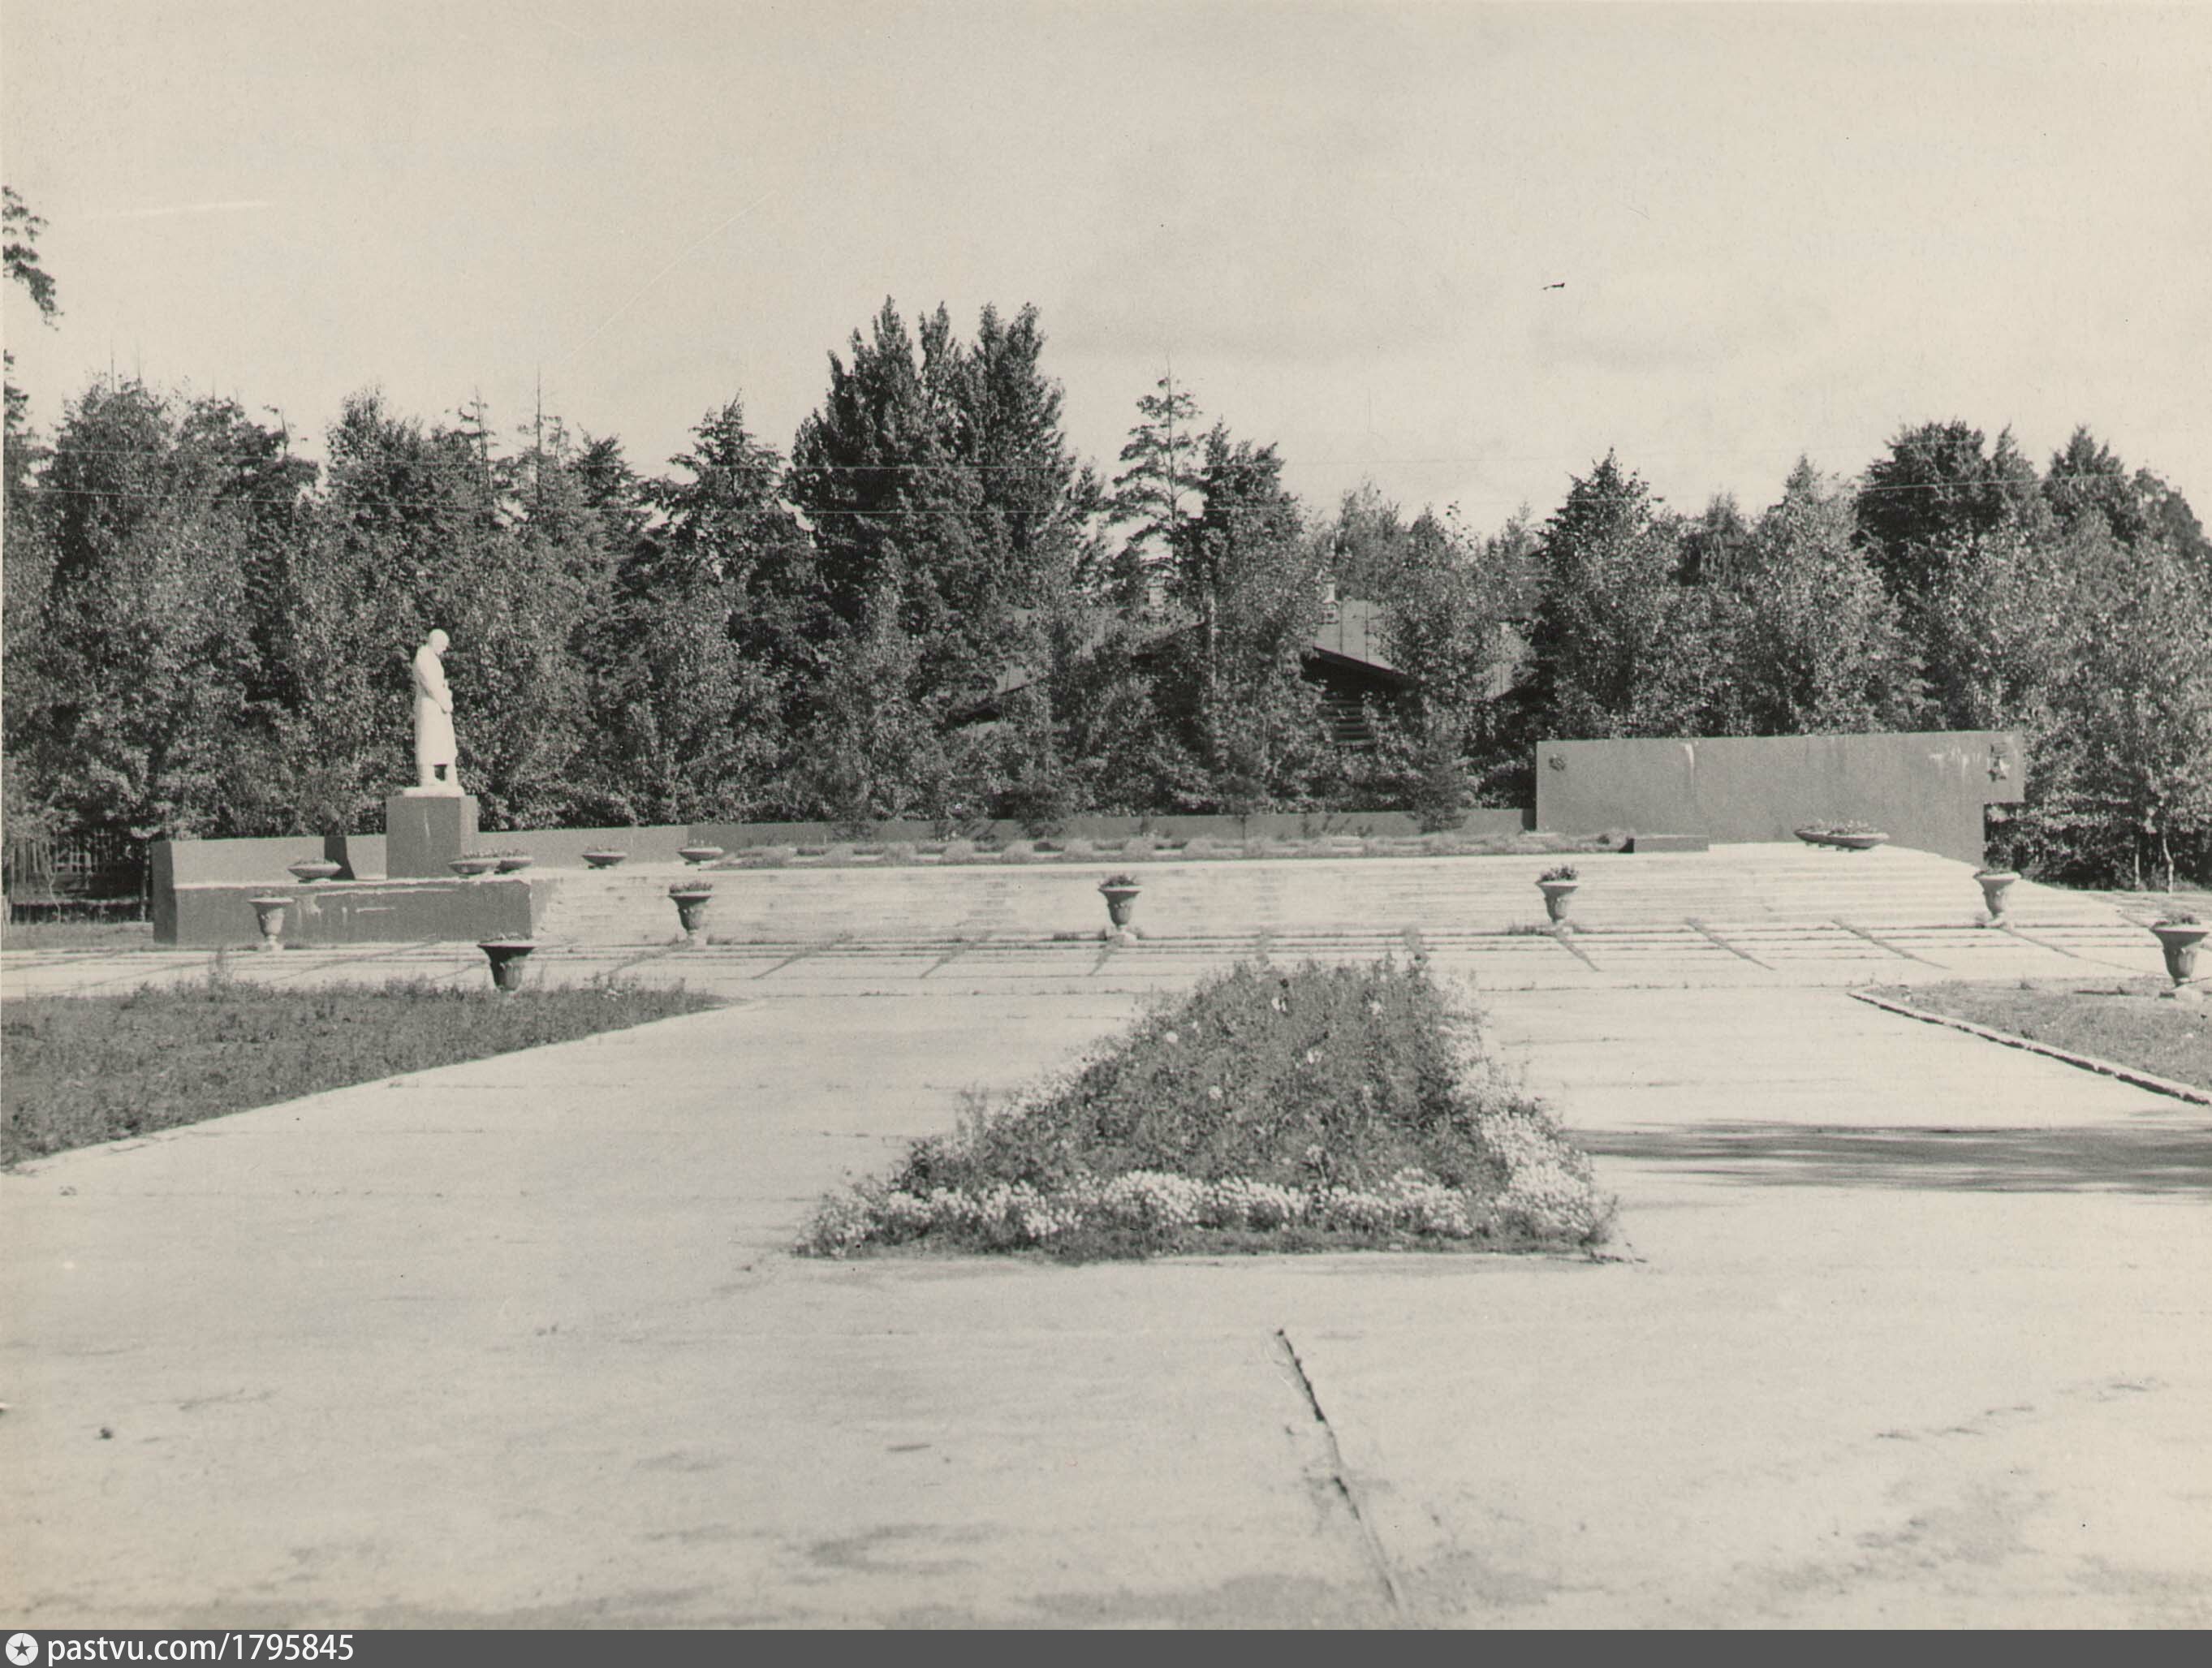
[7,1635,39,1666]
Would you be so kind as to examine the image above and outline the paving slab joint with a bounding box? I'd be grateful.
[1686,918,1770,970]
[1830,918,1939,965]
[1274,1327,1408,1623]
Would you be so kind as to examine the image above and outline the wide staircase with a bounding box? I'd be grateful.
[527,843,2145,950]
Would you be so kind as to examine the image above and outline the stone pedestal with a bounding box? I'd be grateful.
[386,793,479,878]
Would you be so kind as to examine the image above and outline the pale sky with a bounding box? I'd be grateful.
[5,2,2208,531]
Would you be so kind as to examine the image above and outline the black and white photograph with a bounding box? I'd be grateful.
[2,0,2208,1633]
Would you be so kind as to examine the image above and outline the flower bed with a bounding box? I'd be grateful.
[797,959,1615,1260]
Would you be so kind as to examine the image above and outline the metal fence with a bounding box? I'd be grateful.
[3,826,152,920]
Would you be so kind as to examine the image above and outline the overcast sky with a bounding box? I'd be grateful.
[5,2,2208,531]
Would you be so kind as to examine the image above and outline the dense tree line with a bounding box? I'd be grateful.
[4,198,2207,886]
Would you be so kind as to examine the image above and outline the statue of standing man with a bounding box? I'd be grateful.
[412,629,464,795]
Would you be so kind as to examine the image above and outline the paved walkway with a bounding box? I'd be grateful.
[4,854,2208,1626]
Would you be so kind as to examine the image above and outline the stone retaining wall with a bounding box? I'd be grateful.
[1535,731,2024,866]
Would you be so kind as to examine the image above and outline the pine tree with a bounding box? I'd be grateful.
[576,399,813,822]
[1104,375,1203,612]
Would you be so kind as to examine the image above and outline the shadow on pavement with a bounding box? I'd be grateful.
[1589,1122,2212,1194]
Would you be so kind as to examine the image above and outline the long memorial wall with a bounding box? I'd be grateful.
[1534,730,2025,866]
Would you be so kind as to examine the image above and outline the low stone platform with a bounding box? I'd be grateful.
[526,841,2141,950]
[158,875,545,948]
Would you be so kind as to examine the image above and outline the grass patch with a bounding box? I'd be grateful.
[2,972,720,1164]
[1870,981,2210,1091]
[2,917,156,952]
[799,958,1615,1261]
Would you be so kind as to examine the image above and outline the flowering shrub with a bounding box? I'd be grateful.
[795,959,1616,1260]
[800,1166,1578,1255]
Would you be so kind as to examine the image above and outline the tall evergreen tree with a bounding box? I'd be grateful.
[1166,427,1335,812]
[787,300,1097,823]
[953,303,1103,606]
[578,399,813,822]
[787,300,988,688]
[1104,374,1204,611]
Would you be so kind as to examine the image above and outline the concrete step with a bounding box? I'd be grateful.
[522,844,2138,948]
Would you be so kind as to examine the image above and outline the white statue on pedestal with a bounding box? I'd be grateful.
[411,629,464,795]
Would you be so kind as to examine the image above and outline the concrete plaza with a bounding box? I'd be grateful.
[3,846,2207,1626]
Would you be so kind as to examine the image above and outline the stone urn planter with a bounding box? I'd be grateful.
[668,882,714,945]
[1975,869,2018,923]
[678,844,726,867]
[1796,823,1888,851]
[477,940,537,993]
[2149,920,2207,997]
[287,857,341,884]
[1097,874,1142,939]
[1537,866,1580,925]
[494,853,535,874]
[248,894,290,952]
[450,855,499,878]
[581,849,627,870]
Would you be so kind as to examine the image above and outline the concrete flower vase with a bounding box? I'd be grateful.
[1537,879,1579,923]
[1975,870,2018,923]
[581,850,627,869]
[668,883,714,945]
[1098,880,1142,939]
[287,857,341,884]
[248,894,290,952]
[450,856,499,878]
[478,940,537,993]
[2150,923,2206,998]
[679,844,726,867]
